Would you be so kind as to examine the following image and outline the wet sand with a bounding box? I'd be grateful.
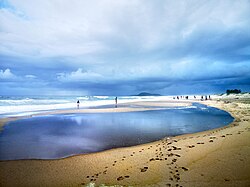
[0,99,249,187]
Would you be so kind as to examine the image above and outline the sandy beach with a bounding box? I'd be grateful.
[0,97,249,187]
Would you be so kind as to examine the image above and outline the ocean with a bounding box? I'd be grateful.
[0,95,172,117]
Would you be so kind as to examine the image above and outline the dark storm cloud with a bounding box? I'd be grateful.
[0,0,250,95]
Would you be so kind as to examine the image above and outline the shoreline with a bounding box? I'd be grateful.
[0,98,249,186]
[0,100,192,131]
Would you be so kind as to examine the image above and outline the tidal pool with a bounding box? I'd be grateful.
[0,103,234,160]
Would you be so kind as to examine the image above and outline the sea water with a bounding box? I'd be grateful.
[0,95,170,117]
[0,103,234,160]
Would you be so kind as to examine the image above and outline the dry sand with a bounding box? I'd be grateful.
[0,98,249,187]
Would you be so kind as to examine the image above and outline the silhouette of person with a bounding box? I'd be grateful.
[209,95,211,100]
[77,100,80,109]
[115,97,118,107]
[201,96,203,101]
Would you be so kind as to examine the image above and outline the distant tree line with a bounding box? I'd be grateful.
[226,89,241,95]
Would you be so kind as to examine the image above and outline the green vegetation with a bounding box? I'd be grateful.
[226,89,241,95]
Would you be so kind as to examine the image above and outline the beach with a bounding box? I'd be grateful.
[0,97,249,187]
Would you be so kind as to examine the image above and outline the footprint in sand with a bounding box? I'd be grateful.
[167,153,174,157]
[209,136,217,139]
[117,175,130,181]
[117,176,124,181]
[103,170,107,174]
[172,158,177,162]
[174,174,180,181]
[140,166,148,172]
[181,167,189,171]
[172,146,181,150]
[188,145,195,148]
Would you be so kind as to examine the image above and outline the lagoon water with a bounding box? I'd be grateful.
[0,103,233,160]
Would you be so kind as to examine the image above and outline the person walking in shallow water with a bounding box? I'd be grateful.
[77,100,80,109]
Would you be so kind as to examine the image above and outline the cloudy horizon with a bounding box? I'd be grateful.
[1,0,250,96]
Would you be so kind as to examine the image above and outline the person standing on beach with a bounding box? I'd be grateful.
[77,100,80,109]
[115,97,118,107]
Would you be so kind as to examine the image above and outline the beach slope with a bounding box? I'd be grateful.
[0,99,249,187]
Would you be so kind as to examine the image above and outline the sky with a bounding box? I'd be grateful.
[0,0,250,96]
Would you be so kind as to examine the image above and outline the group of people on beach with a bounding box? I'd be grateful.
[76,94,213,109]
[201,95,211,101]
[173,96,189,100]
[173,95,211,101]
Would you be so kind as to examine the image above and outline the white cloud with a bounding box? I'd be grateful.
[25,74,36,79]
[57,68,103,82]
[0,68,16,79]
[1,0,249,59]
[1,0,250,96]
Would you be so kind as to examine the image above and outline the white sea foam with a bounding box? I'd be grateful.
[0,98,71,105]
[76,96,89,100]
[93,96,109,99]
[0,95,202,117]
[0,96,166,117]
